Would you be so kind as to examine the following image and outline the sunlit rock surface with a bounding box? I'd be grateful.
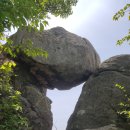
[66,55,130,130]
[11,27,100,90]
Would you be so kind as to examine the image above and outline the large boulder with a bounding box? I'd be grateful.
[11,27,100,90]
[66,55,130,130]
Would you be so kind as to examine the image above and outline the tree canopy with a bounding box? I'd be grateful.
[0,0,78,32]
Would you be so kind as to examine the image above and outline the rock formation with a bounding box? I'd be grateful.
[83,124,123,130]
[66,55,130,130]
[2,27,130,130]
[11,27,100,90]
[13,62,53,130]
[0,53,53,130]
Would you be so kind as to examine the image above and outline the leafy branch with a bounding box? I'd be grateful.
[113,4,130,45]
[115,84,130,122]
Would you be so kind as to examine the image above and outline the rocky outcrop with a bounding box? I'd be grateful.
[0,52,53,130]
[66,55,130,130]
[7,27,130,130]
[13,62,52,130]
[11,27,100,90]
[83,124,123,130]
[21,85,52,130]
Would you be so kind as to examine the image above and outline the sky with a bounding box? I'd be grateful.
[46,0,130,130]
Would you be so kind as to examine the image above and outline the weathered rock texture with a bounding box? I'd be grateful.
[13,62,52,130]
[11,27,100,90]
[83,124,123,130]
[66,55,130,130]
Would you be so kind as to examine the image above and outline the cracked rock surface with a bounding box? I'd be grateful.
[11,27,100,90]
[13,62,52,130]
[66,55,130,130]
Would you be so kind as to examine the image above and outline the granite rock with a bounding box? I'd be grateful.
[66,55,130,130]
[13,63,53,130]
[11,27,100,90]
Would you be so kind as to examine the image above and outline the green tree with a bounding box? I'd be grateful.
[0,60,30,130]
[113,4,130,45]
[0,0,78,129]
[0,0,78,33]
[0,0,78,56]
[113,3,130,125]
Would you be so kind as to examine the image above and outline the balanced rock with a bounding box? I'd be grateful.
[66,55,130,130]
[11,27,100,90]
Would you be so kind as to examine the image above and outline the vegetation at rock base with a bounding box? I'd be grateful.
[0,60,30,130]
[113,1,130,123]
[115,84,130,123]
[0,0,78,129]
[113,3,130,126]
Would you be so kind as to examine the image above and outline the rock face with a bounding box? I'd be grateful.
[13,62,52,130]
[83,124,123,130]
[66,55,130,130]
[11,27,100,90]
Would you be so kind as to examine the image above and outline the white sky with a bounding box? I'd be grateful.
[47,0,130,130]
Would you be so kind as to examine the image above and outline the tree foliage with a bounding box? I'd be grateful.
[0,0,78,129]
[113,4,130,45]
[0,0,78,32]
[0,0,78,55]
[115,84,130,122]
[0,61,29,130]
[113,3,130,124]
